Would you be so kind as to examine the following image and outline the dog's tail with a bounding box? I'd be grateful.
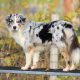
[71,47,80,65]
[70,34,80,65]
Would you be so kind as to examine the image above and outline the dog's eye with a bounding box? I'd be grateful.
[9,19,13,23]
[17,20,22,23]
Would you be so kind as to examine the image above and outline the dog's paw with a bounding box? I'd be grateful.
[63,67,70,71]
[21,66,29,70]
[31,65,37,69]
[70,65,76,71]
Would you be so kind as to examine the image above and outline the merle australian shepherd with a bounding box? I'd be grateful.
[5,14,80,71]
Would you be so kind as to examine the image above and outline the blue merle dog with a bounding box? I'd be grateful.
[5,14,80,71]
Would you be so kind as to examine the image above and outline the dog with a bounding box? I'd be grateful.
[5,14,80,71]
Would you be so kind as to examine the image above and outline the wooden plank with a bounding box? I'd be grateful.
[0,66,80,76]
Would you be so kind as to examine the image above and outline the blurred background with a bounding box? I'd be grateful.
[0,0,80,80]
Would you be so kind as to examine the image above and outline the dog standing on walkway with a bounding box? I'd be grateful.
[5,14,80,71]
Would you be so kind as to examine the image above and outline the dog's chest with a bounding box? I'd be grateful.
[12,32,25,47]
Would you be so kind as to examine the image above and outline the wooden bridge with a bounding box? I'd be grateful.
[0,66,80,76]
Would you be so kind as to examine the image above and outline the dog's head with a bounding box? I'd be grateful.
[5,14,26,32]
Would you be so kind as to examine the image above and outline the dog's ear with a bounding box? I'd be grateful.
[63,23,72,28]
[5,14,12,23]
[19,14,26,23]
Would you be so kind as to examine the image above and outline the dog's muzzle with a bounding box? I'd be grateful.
[13,26,16,30]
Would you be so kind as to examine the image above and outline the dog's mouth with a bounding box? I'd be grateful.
[12,29,18,32]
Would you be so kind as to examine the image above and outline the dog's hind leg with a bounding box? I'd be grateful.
[60,47,70,71]
[70,48,80,70]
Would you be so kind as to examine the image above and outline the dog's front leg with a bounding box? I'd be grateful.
[31,51,40,69]
[21,53,33,70]
[21,46,34,70]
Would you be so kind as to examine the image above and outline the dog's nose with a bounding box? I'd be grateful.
[13,26,16,29]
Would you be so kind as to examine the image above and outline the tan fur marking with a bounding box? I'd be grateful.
[60,47,70,69]
[27,46,35,54]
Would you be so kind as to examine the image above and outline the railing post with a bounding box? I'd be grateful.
[49,14,59,80]
[49,45,59,80]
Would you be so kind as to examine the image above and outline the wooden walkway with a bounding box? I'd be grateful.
[0,66,80,76]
